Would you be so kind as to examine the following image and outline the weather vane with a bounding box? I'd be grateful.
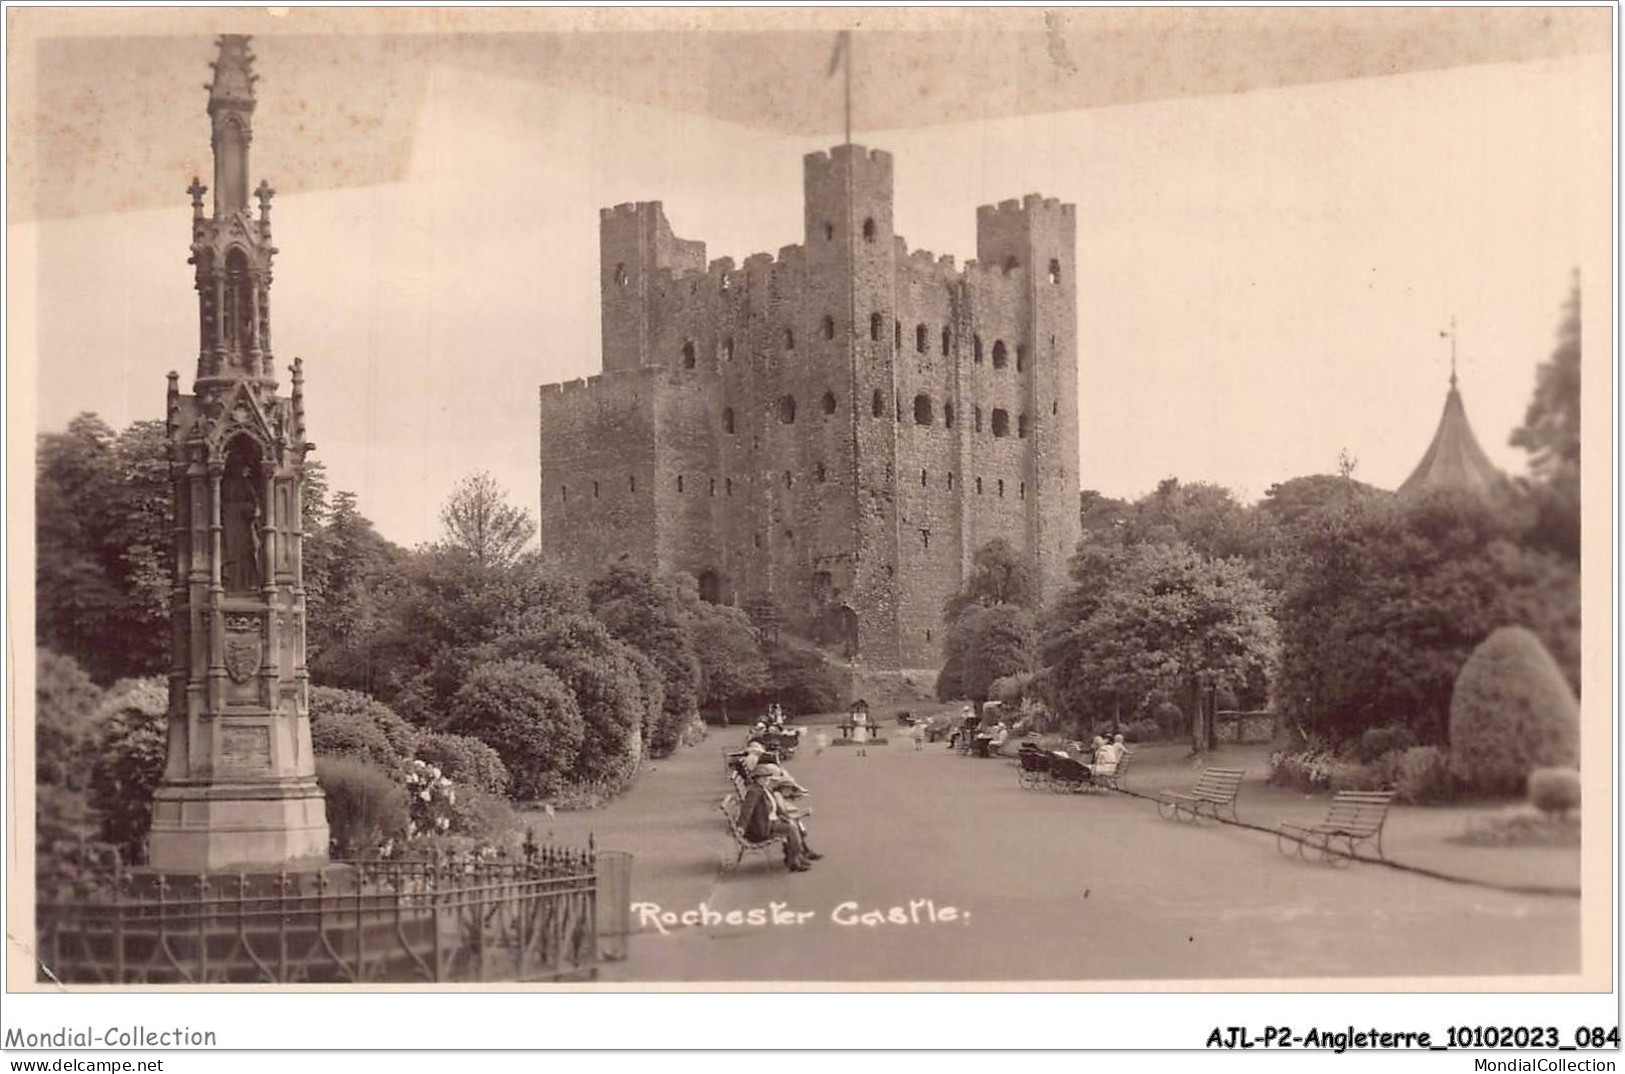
[1439,315,1459,390]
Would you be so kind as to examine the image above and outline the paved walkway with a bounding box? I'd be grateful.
[526,722,1580,982]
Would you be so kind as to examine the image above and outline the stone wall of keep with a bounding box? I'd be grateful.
[541,152,1082,670]
[538,370,660,577]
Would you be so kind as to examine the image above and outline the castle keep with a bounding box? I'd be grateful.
[538,145,1080,669]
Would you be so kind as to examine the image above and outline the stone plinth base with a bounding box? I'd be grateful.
[146,779,329,873]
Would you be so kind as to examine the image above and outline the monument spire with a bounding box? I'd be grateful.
[150,36,327,872]
[206,34,257,216]
[190,33,276,386]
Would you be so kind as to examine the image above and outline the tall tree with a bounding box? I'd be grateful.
[1275,487,1579,745]
[943,538,1039,623]
[438,470,537,567]
[1044,542,1277,742]
[1510,278,1581,561]
[36,415,171,682]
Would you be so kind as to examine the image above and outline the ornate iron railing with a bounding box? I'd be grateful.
[36,845,605,984]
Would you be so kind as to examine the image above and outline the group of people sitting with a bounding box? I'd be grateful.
[736,741,823,872]
[944,705,1012,757]
[1053,733,1129,778]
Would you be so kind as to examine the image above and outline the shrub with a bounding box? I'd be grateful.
[1527,767,1580,816]
[1389,745,1457,804]
[1328,759,1386,793]
[1449,626,1579,795]
[1356,723,1418,764]
[36,650,103,789]
[764,642,847,715]
[309,708,398,767]
[1120,718,1162,744]
[413,731,511,797]
[309,687,418,765]
[451,660,585,800]
[87,678,169,864]
[446,786,523,843]
[315,756,409,857]
[1268,748,1336,792]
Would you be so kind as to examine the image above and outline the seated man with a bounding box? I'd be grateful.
[739,767,813,871]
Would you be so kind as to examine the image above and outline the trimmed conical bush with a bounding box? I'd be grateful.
[1449,626,1579,795]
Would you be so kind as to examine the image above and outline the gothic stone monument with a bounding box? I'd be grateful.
[146,35,329,871]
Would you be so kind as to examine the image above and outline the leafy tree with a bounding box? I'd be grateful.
[1510,279,1581,562]
[304,490,407,688]
[450,660,584,799]
[36,416,171,682]
[439,470,537,568]
[87,678,170,863]
[586,564,702,752]
[1275,488,1579,745]
[35,650,103,790]
[943,538,1038,623]
[481,616,647,787]
[688,601,771,725]
[1043,542,1277,741]
[937,604,1038,707]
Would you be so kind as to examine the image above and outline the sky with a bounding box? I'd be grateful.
[14,30,1610,549]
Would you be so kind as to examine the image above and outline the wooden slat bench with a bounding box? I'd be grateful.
[1096,749,1133,792]
[718,793,785,872]
[1277,790,1395,863]
[1157,767,1245,822]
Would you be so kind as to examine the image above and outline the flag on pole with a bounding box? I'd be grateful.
[828,30,850,77]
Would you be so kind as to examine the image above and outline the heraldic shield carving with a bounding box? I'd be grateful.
[223,613,262,685]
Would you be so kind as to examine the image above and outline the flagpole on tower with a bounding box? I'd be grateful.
[829,29,852,146]
[844,30,852,146]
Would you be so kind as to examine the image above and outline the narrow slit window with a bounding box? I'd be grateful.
[822,315,836,340]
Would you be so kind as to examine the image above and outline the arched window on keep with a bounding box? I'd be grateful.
[991,408,1010,437]
[863,218,876,242]
[1018,413,1030,438]
[913,394,933,426]
[722,407,736,434]
[941,326,951,356]
[894,319,902,348]
[785,327,796,351]
[915,324,928,354]
[973,335,984,363]
[943,402,955,429]
[974,405,983,432]
[722,337,734,361]
[682,341,696,369]
[779,396,797,424]
[872,389,885,418]
[1016,345,1027,372]
[822,315,836,340]
[822,391,837,415]
[992,340,1008,369]
[870,313,883,341]
[614,263,629,287]
[1048,259,1062,284]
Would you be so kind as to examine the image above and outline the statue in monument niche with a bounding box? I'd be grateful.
[221,458,263,593]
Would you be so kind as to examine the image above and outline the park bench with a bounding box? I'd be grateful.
[1096,748,1133,791]
[718,793,786,872]
[1157,767,1245,822]
[1047,755,1096,794]
[1276,790,1395,863]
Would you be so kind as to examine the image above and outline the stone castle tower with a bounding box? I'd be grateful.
[147,35,328,870]
[538,145,1081,669]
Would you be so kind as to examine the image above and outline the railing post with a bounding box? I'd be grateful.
[196,874,210,983]
[278,870,289,983]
